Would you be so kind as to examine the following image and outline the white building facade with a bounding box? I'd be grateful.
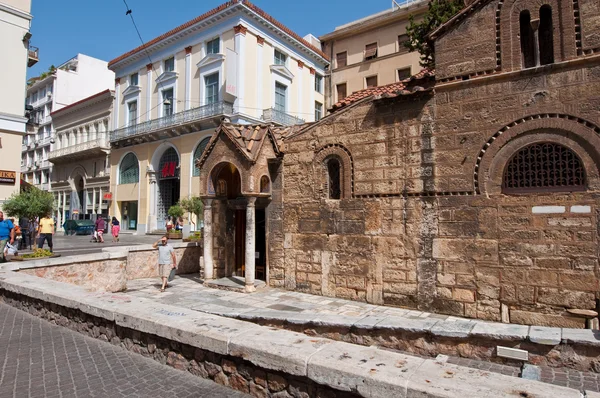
[49,90,113,230]
[0,0,34,206]
[22,54,114,190]
[108,0,329,234]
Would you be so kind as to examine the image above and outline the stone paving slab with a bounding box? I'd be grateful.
[0,268,588,397]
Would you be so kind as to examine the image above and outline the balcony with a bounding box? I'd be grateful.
[261,108,305,126]
[110,101,233,146]
[28,46,39,67]
[49,138,110,163]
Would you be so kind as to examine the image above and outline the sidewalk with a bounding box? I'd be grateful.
[127,275,600,393]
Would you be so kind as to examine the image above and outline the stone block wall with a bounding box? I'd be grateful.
[17,244,202,293]
[19,257,128,292]
[280,61,600,327]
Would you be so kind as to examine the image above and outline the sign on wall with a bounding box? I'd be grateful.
[0,171,16,185]
[103,192,112,200]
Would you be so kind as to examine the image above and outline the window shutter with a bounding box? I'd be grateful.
[366,76,377,88]
[336,52,347,68]
[336,84,347,101]
[397,35,409,54]
[364,43,377,59]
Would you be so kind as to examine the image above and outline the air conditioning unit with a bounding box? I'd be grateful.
[50,138,55,144]
[47,92,52,98]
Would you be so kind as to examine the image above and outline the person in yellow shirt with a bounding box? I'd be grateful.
[37,214,54,252]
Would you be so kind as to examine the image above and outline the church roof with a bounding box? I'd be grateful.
[197,122,307,168]
[329,68,435,112]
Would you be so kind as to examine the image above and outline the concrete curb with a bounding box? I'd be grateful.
[1,251,128,271]
[101,241,201,253]
[0,269,587,397]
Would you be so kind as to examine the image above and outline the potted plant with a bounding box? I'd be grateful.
[167,204,184,239]
[179,196,204,232]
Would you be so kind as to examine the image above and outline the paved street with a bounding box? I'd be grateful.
[18,233,158,258]
[0,303,248,398]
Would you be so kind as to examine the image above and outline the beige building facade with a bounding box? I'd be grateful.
[0,0,34,207]
[108,0,328,234]
[319,0,427,109]
[49,90,113,230]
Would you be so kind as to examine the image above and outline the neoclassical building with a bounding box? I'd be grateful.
[196,0,600,327]
[108,0,328,234]
[49,90,113,229]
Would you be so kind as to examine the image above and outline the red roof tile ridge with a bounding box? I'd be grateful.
[108,0,328,68]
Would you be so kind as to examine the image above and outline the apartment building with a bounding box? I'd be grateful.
[0,0,35,206]
[108,0,328,234]
[49,90,113,230]
[319,0,427,109]
[22,54,114,190]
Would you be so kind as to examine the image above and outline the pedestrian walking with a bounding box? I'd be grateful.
[37,214,54,252]
[0,211,15,263]
[152,235,177,292]
[110,217,120,243]
[18,216,29,250]
[28,218,37,249]
[175,216,184,232]
[95,217,106,243]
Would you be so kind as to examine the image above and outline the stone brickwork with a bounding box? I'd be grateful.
[20,257,127,292]
[280,59,600,327]
[16,244,202,293]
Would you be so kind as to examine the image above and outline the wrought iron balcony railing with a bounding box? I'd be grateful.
[261,108,305,126]
[49,138,109,161]
[110,101,233,142]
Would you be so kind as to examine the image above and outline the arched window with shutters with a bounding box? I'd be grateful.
[503,143,586,193]
[119,152,140,184]
[193,137,211,177]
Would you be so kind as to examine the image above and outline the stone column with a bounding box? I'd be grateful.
[245,197,256,292]
[203,199,214,280]
[147,169,158,232]
[92,188,97,216]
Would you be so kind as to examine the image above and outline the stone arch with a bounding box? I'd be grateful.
[313,144,353,200]
[209,162,242,199]
[476,114,600,195]
[150,142,180,172]
[498,0,576,71]
[200,153,247,197]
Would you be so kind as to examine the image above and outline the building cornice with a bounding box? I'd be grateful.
[319,1,428,42]
[108,1,328,71]
[50,89,114,119]
[0,3,32,21]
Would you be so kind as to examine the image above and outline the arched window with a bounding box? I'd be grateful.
[520,10,536,68]
[119,153,139,184]
[539,5,554,66]
[327,158,342,199]
[503,143,585,193]
[260,175,270,193]
[192,137,211,177]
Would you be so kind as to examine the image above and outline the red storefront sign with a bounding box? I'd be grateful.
[161,161,177,178]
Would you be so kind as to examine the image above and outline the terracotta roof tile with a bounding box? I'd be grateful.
[329,68,435,112]
[109,0,328,68]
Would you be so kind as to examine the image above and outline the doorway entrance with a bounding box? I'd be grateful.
[157,147,180,224]
[121,201,138,230]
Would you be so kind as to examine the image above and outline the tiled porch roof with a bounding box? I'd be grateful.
[198,122,306,167]
[330,68,435,112]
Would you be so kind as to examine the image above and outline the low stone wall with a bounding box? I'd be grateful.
[0,270,582,398]
[105,242,202,280]
[10,242,202,293]
[1,292,354,398]
[15,252,128,292]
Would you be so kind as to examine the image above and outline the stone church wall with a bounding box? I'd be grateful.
[280,61,600,327]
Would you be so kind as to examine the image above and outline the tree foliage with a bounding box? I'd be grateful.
[179,196,204,221]
[404,0,463,69]
[167,204,184,219]
[3,188,54,220]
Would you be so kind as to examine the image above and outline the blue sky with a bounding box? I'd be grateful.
[28,0,395,77]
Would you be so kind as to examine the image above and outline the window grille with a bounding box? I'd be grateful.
[193,137,211,176]
[119,153,139,184]
[503,143,585,193]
